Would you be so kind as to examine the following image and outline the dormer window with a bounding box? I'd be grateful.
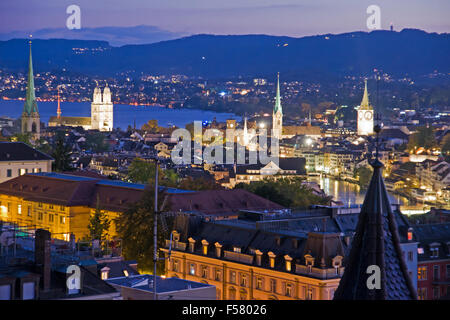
[201,239,209,255]
[284,255,293,272]
[430,244,440,258]
[407,227,413,241]
[332,255,343,275]
[255,250,263,266]
[188,237,196,253]
[101,267,110,280]
[268,252,276,268]
[215,242,222,258]
[305,254,315,273]
[233,247,241,253]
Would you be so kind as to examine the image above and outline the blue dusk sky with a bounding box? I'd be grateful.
[0,0,449,37]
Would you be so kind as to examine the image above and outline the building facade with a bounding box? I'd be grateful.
[0,142,53,183]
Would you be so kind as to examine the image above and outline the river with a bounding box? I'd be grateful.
[307,176,428,215]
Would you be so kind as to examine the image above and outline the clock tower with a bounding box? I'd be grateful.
[272,73,283,140]
[357,79,374,136]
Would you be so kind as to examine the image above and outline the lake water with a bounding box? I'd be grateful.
[0,100,241,129]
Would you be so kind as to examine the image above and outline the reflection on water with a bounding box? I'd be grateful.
[306,176,426,214]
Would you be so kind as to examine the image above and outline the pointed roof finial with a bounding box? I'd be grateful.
[360,79,371,110]
[23,35,38,115]
[274,72,282,114]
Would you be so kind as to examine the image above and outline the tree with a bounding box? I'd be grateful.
[178,176,222,191]
[235,177,331,209]
[127,158,179,187]
[115,189,171,274]
[142,120,159,132]
[355,166,373,188]
[51,134,72,172]
[407,125,437,151]
[441,133,450,162]
[85,132,109,153]
[88,195,111,242]
[10,133,32,146]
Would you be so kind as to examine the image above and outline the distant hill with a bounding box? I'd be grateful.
[0,29,448,79]
[0,25,186,47]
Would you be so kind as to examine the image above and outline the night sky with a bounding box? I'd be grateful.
[0,0,449,36]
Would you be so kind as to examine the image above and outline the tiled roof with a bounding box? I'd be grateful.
[164,189,284,216]
[0,142,53,161]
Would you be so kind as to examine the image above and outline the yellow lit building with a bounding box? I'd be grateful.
[162,215,345,300]
[0,172,145,241]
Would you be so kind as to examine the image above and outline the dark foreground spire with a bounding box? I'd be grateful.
[334,124,417,300]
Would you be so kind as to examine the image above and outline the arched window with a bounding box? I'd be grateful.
[239,288,247,300]
[228,287,236,300]
[31,122,37,133]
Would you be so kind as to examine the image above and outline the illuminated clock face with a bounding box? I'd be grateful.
[358,111,364,120]
[364,111,373,120]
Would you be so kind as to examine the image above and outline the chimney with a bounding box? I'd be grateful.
[35,229,51,291]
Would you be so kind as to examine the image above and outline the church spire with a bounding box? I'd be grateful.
[360,79,371,110]
[334,123,417,300]
[23,36,38,115]
[274,72,282,115]
[57,85,61,119]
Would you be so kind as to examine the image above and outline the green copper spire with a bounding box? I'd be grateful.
[23,38,38,115]
[274,72,282,115]
[360,79,371,110]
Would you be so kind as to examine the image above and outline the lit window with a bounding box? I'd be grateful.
[233,247,241,253]
[189,264,196,276]
[240,274,247,287]
[286,284,293,297]
[18,204,22,215]
[230,271,236,284]
[101,271,109,280]
[202,266,208,278]
[270,279,276,293]
[256,278,262,290]
[418,266,427,280]
[123,270,129,277]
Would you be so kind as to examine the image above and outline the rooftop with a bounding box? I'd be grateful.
[106,274,213,294]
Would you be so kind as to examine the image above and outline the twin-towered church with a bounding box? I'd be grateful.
[22,40,114,139]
